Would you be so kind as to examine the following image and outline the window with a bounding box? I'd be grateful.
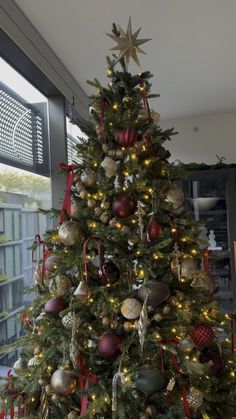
[0,57,52,366]
[66,116,87,164]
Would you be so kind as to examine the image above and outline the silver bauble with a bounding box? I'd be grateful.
[187,387,203,410]
[171,255,198,279]
[13,358,23,374]
[179,338,194,353]
[28,357,39,368]
[51,367,77,396]
[81,170,96,187]
[163,184,185,208]
[62,312,81,331]
[191,270,216,293]
[121,298,142,320]
[58,220,82,246]
[49,274,72,297]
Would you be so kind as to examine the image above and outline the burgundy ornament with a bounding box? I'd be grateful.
[98,331,121,358]
[117,127,138,149]
[45,297,67,314]
[190,324,215,348]
[112,196,135,219]
[98,261,120,286]
[147,215,163,242]
[199,350,223,375]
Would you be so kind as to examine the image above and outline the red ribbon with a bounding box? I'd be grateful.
[203,250,210,274]
[58,163,77,223]
[77,355,98,416]
[140,78,152,124]
[160,339,191,418]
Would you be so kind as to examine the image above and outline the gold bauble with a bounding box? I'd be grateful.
[38,378,44,386]
[121,298,142,320]
[115,149,124,159]
[79,189,88,199]
[102,316,111,327]
[58,220,82,246]
[171,255,198,279]
[179,338,194,353]
[51,367,77,396]
[81,170,96,187]
[49,274,71,297]
[123,321,133,331]
[62,312,81,331]
[34,346,42,355]
[153,313,162,322]
[95,207,103,217]
[187,387,204,410]
[75,182,84,193]
[73,281,90,302]
[163,305,170,314]
[100,212,110,224]
[169,296,178,306]
[191,271,216,294]
[68,411,79,419]
[109,217,118,227]
[13,358,23,374]
[87,199,96,208]
[163,184,185,208]
[101,200,110,210]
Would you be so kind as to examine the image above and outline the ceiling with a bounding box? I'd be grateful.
[14,0,236,119]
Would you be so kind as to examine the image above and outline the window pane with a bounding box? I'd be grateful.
[66,116,87,164]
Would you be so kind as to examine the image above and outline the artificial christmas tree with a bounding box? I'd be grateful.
[1,18,236,419]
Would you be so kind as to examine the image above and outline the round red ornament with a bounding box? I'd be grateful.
[98,331,121,358]
[147,215,163,242]
[98,261,120,286]
[45,297,67,314]
[190,324,215,348]
[117,127,138,149]
[112,196,135,219]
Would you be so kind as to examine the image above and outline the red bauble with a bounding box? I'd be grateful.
[98,261,120,286]
[147,215,163,242]
[199,350,223,375]
[112,196,135,219]
[190,324,215,348]
[117,127,138,148]
[45,297,67,314]
[98,332,122,358]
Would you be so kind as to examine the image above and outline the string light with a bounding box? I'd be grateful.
[230,371,235,377]
[113,103,118,110]
[115,223,122,229]
[191,249,197,255]
[131,219,136,224]
[171,227,177,233]
[106,68,112,76]
[109,122,113,126]
[153,253,159,260]
[171,328,176,333]
[123,171,129,177]
[89,298,94,303]
[144,159,151,166]
[131,154,137,160]
[91,394,96,400]
[31,397,35,402]
[143,194,149,200]
[148,188,153,193]
[93,162,98,167]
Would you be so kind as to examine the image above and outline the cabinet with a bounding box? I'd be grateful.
[181,167,236,312]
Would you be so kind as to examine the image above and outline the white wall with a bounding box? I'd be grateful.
[160,112,236,164]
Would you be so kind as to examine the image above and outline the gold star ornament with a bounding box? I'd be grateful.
[106,17,151,67]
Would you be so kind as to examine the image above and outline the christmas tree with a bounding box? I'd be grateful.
[2,18,236,419]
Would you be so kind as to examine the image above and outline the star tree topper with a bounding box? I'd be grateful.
[106,17,151,67]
